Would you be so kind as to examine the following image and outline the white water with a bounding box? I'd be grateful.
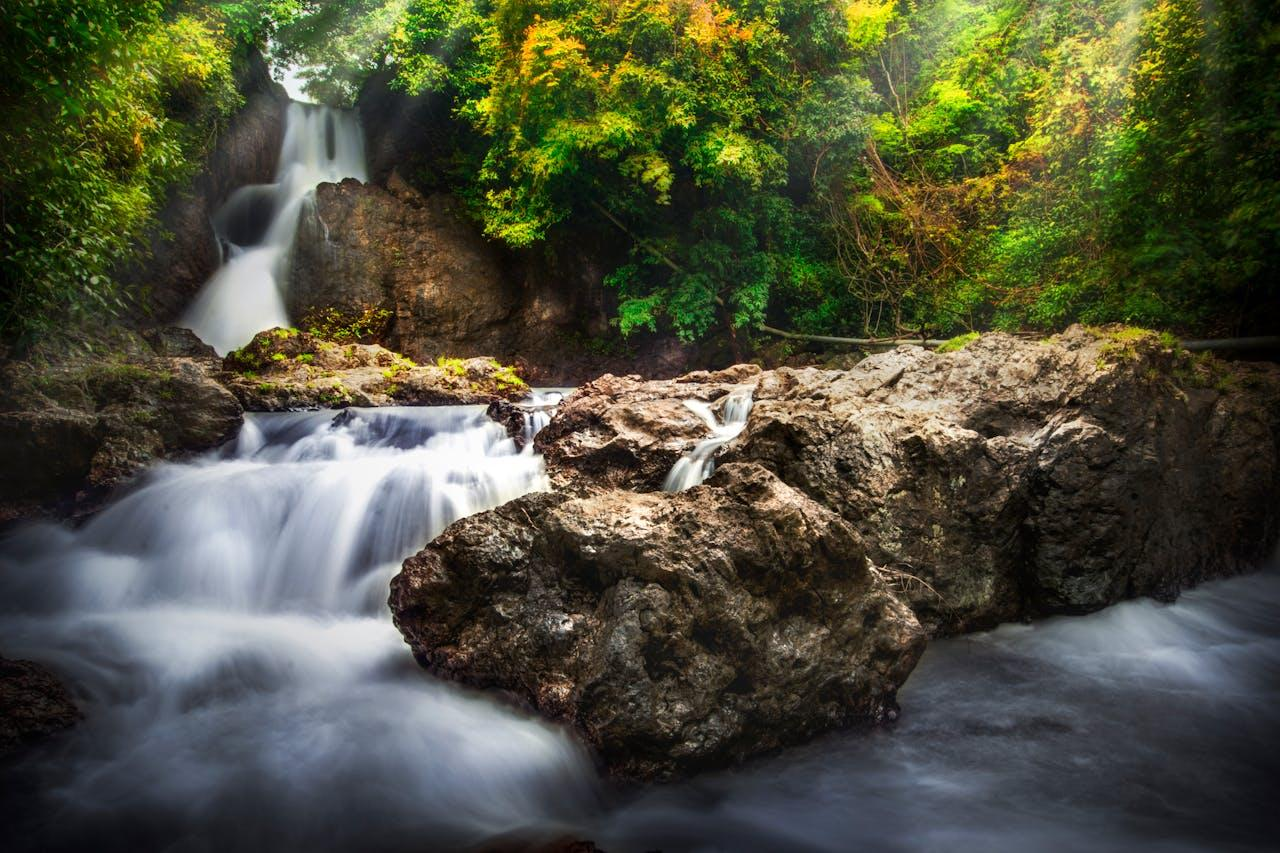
[0,407,601,851]
[182,103,368,355]
[519,390,566,450]
[663,388,753,491]
[1,404,1277,851]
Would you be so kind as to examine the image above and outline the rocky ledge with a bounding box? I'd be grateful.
[221,327,529,410]
[392,327,1280,779]
[0,327,243,520]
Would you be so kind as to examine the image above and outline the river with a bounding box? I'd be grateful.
[1,406,1276,852]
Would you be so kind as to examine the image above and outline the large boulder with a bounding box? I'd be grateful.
[286,177,699,384]
[288,179,520,362]
[392,325,1280,779]
[391,462,925,780]
[534,327,1280,633]
[0,327,243,519]
[534,365,763,493]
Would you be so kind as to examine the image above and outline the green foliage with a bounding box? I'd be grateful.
[379,0,870,341]
[6,0,1274,352]
[269,0,409,104]
[300,305,392,343]
[0,1,294,346]
[435,355,467,376]
[936,331,980,353]
[488,359,526,393]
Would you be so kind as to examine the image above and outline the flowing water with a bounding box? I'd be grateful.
[1,406,1277,852]
[182,102,368,355]
[663,388,754,492]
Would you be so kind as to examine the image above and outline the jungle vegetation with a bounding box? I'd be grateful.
[3,0,1277,346]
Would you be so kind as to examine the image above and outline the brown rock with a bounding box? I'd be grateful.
[0,327,244,518]
[0,657,81,756]
[391,462,926,780]
[532,327,1280,633]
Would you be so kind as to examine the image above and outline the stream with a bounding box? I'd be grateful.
[0,406,1276,852]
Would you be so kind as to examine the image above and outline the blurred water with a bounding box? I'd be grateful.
[663,388,754,491]
[0,407,600,852]
[1,405,1276,852]
[182,102,368,354]
[589,569,1280,853]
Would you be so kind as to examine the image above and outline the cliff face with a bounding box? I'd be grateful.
[287,176,693,384]
[120,47,288,322]
[391,329,1280,779]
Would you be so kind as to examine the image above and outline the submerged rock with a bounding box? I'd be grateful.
[221,328,529,411]
[0,327,243,519]
[0,657,81,756]
[392,462,925,780]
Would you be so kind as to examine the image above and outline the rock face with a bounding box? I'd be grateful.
[536,364,763,493]
[391,462,925,780]
[0,657,81,756]
[221,328,530,411]
[392,327,1280,778]
[120,48,287,321]
[287,177,696,384]
[289,179,520,361]
[0,328,243,519]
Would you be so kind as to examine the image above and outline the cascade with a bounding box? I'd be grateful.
[0,404,598,850]
[663,388,754,491]
[182,102,368,355]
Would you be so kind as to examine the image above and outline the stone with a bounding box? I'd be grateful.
[0,657,81,756]
[0,328,244,519]
[391,462,926,780]
[221,328,530,411]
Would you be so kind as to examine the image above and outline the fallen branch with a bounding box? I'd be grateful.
[760,326,1280,353]
[758,325,948,348]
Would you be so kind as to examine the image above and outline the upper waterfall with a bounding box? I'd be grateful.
[182,102,368,355]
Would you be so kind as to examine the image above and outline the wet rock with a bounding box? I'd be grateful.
[287,177,702,385]
[534,365,763,493]
[0,657,81,756]
[288,180,520,362]
[0,328,243,519]
[535,327,1280,633]
[391,462,926,780]
[221,328,529,411]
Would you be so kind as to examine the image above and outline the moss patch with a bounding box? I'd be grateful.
[936,332,980,353]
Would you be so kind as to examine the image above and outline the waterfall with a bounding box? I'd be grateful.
[0,406,598,850]
[182,103,368,355]
[520,390,565,452]
[662,388,753,492]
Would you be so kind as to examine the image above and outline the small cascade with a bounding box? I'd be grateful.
[663,388,754,491]
[519,390,565,451]
[182,102,368,355]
